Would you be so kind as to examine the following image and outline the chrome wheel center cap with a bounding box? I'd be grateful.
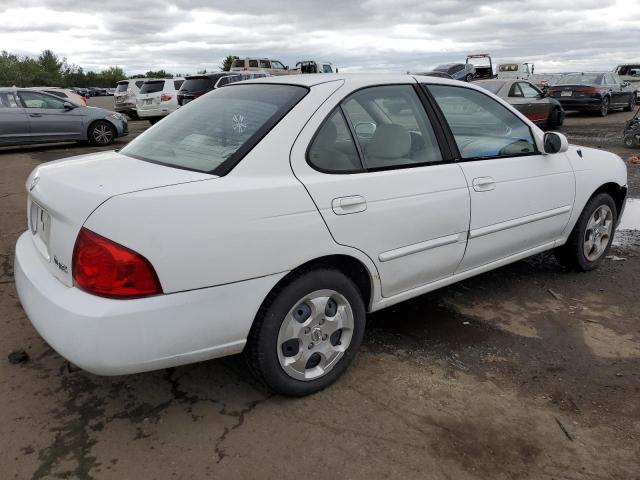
[311,327,322,343]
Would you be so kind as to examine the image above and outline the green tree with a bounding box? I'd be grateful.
[219,55,238,72]
[35,49,64,86]
[145,70,172,78]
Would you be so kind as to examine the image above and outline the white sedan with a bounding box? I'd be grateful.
[15,74,627,396]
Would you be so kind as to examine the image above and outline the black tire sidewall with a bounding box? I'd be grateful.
[570,193,617,271]
[600,97,610,116]
[249,269,366,396]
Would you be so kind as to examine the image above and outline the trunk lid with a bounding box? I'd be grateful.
[26,151,215,286]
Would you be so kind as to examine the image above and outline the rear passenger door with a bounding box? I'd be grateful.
[425,83,575,272]
[290,84,470,298]
[0,92,30,145]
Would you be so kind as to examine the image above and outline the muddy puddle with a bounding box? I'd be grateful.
[614,197,640,247]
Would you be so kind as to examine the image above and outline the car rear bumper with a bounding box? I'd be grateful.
[137,106,173,118]
[555,97,603,111]
[15,232,285,375]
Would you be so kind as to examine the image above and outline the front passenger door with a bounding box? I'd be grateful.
[426,84,575,273]
[18,91,84,142]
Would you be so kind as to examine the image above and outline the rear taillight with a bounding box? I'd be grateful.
[72,227,162,298]
[574,87,599,94]
[160,94,172,102]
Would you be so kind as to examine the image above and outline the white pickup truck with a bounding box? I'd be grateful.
[496,62,535,80]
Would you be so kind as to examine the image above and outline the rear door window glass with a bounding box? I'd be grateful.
[140,81,165,94]
[249,60,259,68]
[427,84,537,160]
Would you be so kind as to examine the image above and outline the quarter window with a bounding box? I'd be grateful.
[0,92,20,108]
[342,85,443,169]
[308,109,362,172]
[427,84,537,160]
[519,82,541,98]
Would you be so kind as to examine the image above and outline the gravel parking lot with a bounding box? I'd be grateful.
[1,96,639,479]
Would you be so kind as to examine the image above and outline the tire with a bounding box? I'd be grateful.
[624,133,639,148]
[88,120,116,146]
[625,94,637,112]
[546,107,563,130]
[465,73,473,82]
[554,193,617,271]
[599,97,610,117]
[149,118,159,125]
[245,268,366,396]
[127,111,139,120]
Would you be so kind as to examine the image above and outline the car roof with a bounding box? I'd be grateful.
[239,73,467,88]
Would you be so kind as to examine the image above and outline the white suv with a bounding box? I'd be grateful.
[136,78,185,124]
[230,58,294,76]
[114,79,147,119]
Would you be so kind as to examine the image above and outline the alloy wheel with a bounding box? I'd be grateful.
[277,290,354,381]
[93,124,113,145]
[583,205,613,261]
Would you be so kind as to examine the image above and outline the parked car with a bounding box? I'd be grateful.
[475,79,564,129]
[135,78,185,124]
[33,87,87,106]
[623,106,640,148]
[496,62,535,80]
[230,58,294,76]
[614,64,640,86]
[0,87,127,146]
[433,63,475,82]
[529,73,565,92]
[412,71,454,79]
[466,53,495,79]
[178,72,269,106]
[294,61,336,74]
[114,78,148,119]
[548,72,637,116]
[14,74,627,396]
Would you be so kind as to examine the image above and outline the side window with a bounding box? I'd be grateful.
[259,60,271,69]
[428,84,537,160]
[509,83,524,97]
[19,91,66,109]
[249,60,259,68]
[342,85,443,169]
[135,81,144,88]
[322,64,333,73]
[271,61,285,70]
[0,92,20,108]
[520,83,540,98]
[308,109,362,172]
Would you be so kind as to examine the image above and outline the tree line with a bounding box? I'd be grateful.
[0,50,241,88]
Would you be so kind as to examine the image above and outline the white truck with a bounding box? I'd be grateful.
[496,62,535,80]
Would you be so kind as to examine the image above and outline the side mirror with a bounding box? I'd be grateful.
[543,132,568,154]
[354,122,377,139]
[63,101,76,109]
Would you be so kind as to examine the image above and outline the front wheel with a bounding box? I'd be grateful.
[245,268,366,396]
[554,193,617,271]
[88,120,115,146]
[599,97,610,117]
[465,73,473,82]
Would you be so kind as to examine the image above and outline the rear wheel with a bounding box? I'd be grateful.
[88,121,115,146]
[599,97,610,117]
[624,133,639,148]
[245,268,366,396]
[554,193,617,271]
[149,118,159,125]
[547,107,563,130]
[625,94,637,112]
[465,73,473,82]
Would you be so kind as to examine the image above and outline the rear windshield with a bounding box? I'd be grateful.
[231,59,244,68]
[121,84,308,174]
[115,82,129,93]
[139,81,165,94]
[180,76,215,93]
[477,80,505,94]
[557,74,603,86]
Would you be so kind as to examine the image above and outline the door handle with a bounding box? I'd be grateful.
[472,177,496,192]
[331,195,367,215]
[29,113,42,117]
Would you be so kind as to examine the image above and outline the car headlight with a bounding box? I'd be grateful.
[107,112,124,120]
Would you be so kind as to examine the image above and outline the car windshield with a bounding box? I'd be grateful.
[140,81,165,94]
[121,84,308,174]
[477,81,505,94]
[434,64,451,71]
[115,82,128,93]
[557,74,603,86]
[180,76,215,93]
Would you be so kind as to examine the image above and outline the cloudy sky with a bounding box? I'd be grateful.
[1,0,639,75]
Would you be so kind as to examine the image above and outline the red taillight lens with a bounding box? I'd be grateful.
[160,94,172,102]
[574,87,599,94]
[72,227,162,298]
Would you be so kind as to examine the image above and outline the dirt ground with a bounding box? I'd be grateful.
[1,97,639,480]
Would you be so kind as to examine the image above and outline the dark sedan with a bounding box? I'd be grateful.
[548,72,637,116]
[177,71,269,106]
[433,63,475,82]
[475,79,564,129]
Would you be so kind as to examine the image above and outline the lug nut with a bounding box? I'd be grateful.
[304,327,310,334]
[322,334,328,341]
[308,342,314,349]
[319,318,325,325]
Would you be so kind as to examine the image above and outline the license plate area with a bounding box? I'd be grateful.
[561,90,572,97]
[144,99,153,105]
[30,200,51,260]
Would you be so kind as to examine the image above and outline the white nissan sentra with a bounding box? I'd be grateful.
[15,74,627,396]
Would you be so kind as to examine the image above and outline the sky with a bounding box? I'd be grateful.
[1,0,639,76]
